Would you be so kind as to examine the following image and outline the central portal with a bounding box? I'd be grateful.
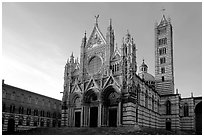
[109,108,117,127]
[90,107,98,127]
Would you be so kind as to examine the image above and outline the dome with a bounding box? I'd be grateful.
[139,59,148,73]
[138,72,155,82]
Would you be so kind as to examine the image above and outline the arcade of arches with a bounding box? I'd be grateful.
[68,86,122,127]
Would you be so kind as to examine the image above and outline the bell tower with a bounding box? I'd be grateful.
[155,14,174,95]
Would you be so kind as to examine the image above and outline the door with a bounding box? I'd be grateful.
[195,102,202,134]
[7,119,15,133]
[90,107,98,127]
[109,108,117,127]
[75,112,81,127]
[166,121,171,131]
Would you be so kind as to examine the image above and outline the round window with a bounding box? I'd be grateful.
[88,56,102,74]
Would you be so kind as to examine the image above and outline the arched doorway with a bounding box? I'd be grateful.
[7,118,15,133]
[165,118,171,131]
[71,94,82,127]
[84,89,99,127]
[102,86,120,127]
[195,102,202,134]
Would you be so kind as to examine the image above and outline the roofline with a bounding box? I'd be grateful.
[2,83,61,102]
[160,93,180,97]
[181,96,202,100]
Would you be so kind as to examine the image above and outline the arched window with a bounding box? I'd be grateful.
[162,76,165,82]
[3,103,6,112]
[166,100,171,115]
[18,116,24,125]
[184,103,189,117]
[161,67,165,74]
[10,104,15,113]
[152,95,154,111]
[40,110,44,117]
[34,109,38,116]
[47,112,50,118]
[26,117,31,126]
[136,108,138,122]
[117,64,119,71]
[145,90,148,108]
[27,108,31,115]
[157,99,160,113]
[137,85,140,104]
[19,106,24,114]
[53,112,56,118]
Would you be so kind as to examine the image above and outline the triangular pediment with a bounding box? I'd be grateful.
[71,83,82,93]
[103,76,113,88]
[103,75,121,89]
[86,78,100,91]
[87,79,95,90]
[86,25,107,49]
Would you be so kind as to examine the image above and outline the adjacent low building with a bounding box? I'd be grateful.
[2,80,62,133]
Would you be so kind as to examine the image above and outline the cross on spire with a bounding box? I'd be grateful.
[95,14,99,25]
[161,8,166,16]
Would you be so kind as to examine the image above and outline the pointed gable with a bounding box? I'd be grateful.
[111,45,121,61]
[86,77,100,91]
[86,25,107,49]
[103,75,121,89]
[71,83,82,93]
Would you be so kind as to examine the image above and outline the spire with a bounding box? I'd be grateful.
[125,30,131,43]
[158,8,168,27]
[84,30,86,39]
[81,30,87,48]
[70,52,74,64]
[109,18,112,30]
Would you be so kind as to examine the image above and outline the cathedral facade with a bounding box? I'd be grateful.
[61,15,202,133]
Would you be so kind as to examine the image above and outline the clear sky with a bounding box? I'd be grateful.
[2,2,202,100]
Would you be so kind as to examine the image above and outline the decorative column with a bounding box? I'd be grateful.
[118,101,121,126]
[81,106,84,127]
[84,105,88,127]
[98,103,102,127]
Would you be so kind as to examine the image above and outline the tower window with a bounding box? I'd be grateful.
[158,38,167,45]
[162,76,165,82]
[161,67,165,73]
[160,57,166,64]
[159,48,167,55]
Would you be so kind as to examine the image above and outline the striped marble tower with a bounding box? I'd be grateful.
[155,14,174,95]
